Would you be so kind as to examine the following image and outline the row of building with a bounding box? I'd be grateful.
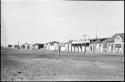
[8,43,44,49]
[44,33,124,54]
[8,33,124,54]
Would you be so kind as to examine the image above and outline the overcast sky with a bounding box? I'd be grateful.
[1,0,124,46]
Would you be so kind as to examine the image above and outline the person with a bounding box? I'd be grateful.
[57,45,61,60]
[84,45,86,54]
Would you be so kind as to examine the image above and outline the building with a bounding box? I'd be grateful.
[18,43,34,49]
[57,43,64,51]
[8,44,12,48]
[44,43,49,49]
[103,33,124,54]
[33,43,44,49]
[14,45,19,49]
[64,40,73,51]
[44,41,59,50]
[64,38,90,52]
[23,42,30,49]
[89,38,108,53]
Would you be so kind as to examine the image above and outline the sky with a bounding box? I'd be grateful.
[1,0,124,46]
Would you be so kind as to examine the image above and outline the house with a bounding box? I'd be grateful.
[33,43,44,49]
[69,38,90,52]
[21,44,25,49]
[58,43,66,51]
[29,44,34,49]
[14,45,19,49]
[23,42,30,49]
[44,43,50,49]
[89,38,108,53]
[45,41,59,50]
[64,40,73,52]
[8,44,12,48]
[103,33,124,54]
[19,43,34,49]
[50,41,59,50]
[114,33,124,53]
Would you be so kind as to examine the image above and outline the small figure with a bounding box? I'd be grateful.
[57,45,61,60]
[84,45,86,54]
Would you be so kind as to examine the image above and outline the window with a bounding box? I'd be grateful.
[115,44,121,48]
[117,37,119,39]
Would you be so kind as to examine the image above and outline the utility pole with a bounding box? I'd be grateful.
[96,26,97,40]
[82,35,90,54]
[83,35,87,54]
[18,41,20,49]
[95,26,98,53]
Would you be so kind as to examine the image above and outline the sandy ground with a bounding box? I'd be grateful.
[1,47,124,81]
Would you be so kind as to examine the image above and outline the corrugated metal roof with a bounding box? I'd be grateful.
[90,38,108,44]
[91,39,102,44]
[49,41,59,45]
[103,33,124,43]
[72,39,90,44]
[65,40,73,44]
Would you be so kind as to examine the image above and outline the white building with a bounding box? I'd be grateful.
[64,38,90,52]
[89,38,108,53]
[44,41,59,50]
[103,33,124,54]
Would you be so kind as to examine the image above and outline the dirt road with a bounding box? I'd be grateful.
[1,47,124,81]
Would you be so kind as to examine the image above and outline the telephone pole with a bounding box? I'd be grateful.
[18,41,20,49]
[96,26,97,40]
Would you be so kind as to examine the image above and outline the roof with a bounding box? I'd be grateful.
[65,40,73,44]
[34,43,44,45]
[90,38,108,44]
[72,39,90,44]
[117,33,124,40]
[91,39,102,44]
[103,33,124,43]
[49,41,59,45]
[90,38,108,41]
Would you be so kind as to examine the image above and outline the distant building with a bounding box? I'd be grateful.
[103,33,124,54]
[21,44,25,49]
[89,38,108,53]
[33,43,44,49]
[8,44,12,48]
[14,45,19,49]
[19,43,34,49]
[44,41,59,50]
[23,42,29,49]
[44,33,124,54]
[63,38,90,52]
[59,43,66,51]
[44,43,50,49]
[72,38,90,52]
[64,40,73,51]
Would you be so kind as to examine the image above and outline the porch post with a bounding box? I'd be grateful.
[113,43,115,53]
[71,44,72,52]
[74,45,75,52]
[81,44,82,52]
[68,44,69,51]
[78,44,79,52]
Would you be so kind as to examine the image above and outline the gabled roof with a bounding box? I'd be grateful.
[91,39,102,44]
[90,38,108,41]
[117,33,124,40]
[72,39,90,44]
[103,38,113,43]
[103,33,124,43]
[65,40,73,44]
[49,41,59,45]
[34,43,44,45]
[90,38,108,44]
